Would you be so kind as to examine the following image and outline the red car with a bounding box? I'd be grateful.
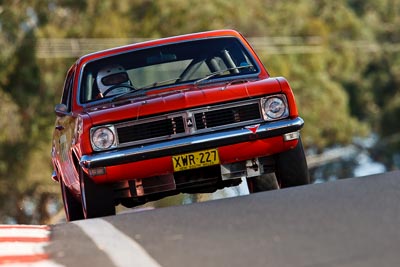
[51,29,309,221]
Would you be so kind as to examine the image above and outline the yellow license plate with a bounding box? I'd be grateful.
[172,149,220,172]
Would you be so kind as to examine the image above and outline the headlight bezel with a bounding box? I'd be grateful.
[90,125,118,151]
[261,94,289,121]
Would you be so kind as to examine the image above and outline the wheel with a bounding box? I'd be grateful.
[60,179,84,221]
[248,173,280,193]
[79,167,116,219]
[274,137,310,188]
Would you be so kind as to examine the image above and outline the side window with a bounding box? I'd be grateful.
[60,71,74,112]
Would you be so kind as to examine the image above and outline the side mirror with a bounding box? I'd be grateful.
[54,103,69,117]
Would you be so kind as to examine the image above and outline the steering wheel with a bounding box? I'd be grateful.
[102,84,136,96]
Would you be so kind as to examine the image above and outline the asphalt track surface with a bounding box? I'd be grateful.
[47,171,400,267]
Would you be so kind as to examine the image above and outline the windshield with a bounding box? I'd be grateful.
[80,37,259,103]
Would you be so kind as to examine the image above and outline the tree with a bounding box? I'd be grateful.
[0,0,58,224]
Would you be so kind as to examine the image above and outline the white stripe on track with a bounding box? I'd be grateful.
[72,219,162,267]
[0,242,47,257]
[0,228,49,239]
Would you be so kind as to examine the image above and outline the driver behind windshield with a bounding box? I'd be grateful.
[96,64,132,97]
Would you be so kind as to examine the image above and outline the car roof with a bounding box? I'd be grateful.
[74,29,246,68]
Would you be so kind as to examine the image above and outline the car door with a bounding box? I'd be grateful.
[52,67,80,193]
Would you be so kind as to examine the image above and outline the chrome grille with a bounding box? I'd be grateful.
[194,103,261,129]
[115,100,262,147]
[117,116,185,144]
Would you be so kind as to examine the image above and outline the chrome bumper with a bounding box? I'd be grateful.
[80,117,304,168]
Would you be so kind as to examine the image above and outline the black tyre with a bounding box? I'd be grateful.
[60,179,84,221]
[79,167,116,219]
[274,137,310,188]
[249,173,280,193]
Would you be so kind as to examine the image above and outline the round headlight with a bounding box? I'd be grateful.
[91,127,115,150]
[263,97,288,120]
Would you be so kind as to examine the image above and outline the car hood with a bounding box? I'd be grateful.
[84,78,282,125]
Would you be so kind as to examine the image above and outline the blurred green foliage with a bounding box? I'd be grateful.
[0,0,399,223]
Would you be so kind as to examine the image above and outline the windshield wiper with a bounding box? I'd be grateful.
[110,88,145,102]
[110,77,180,102]
[137,77,180,91]
[193,64,254,86]
[110,65,254,102]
